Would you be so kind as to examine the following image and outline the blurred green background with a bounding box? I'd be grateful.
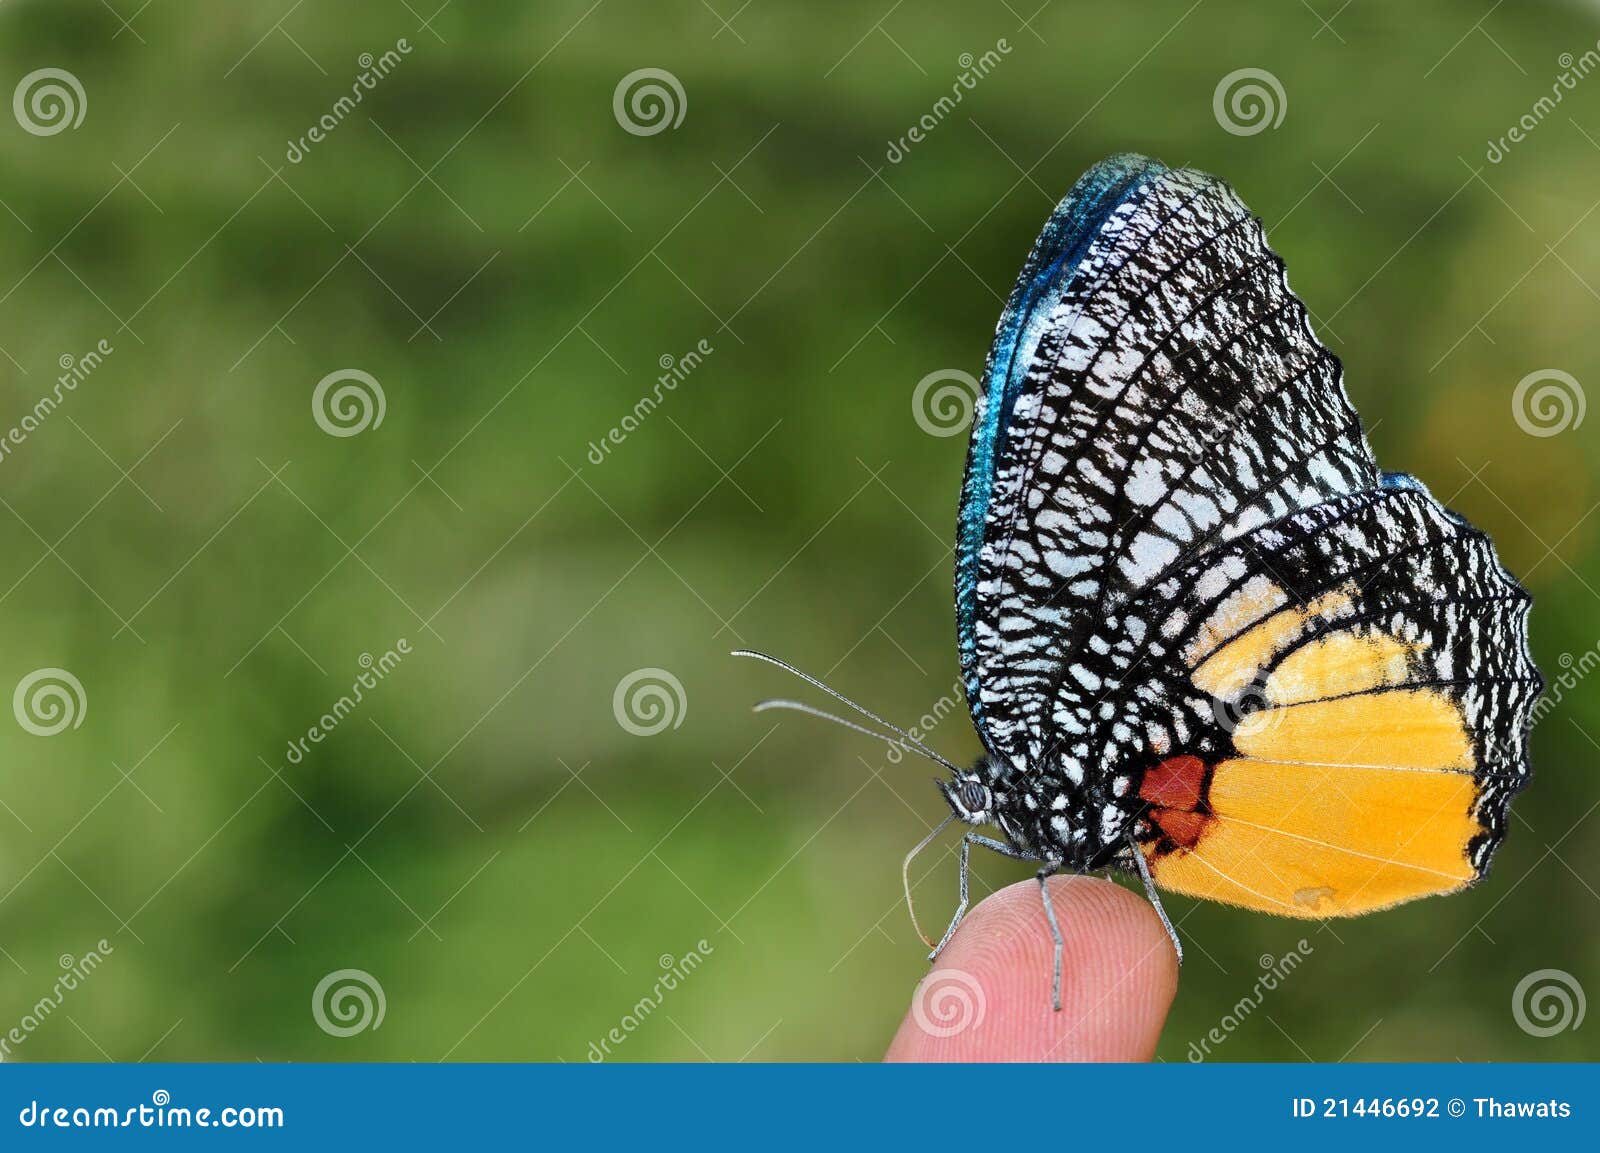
[0,0,1596,1062]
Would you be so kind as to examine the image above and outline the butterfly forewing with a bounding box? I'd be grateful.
[960,156,1378,770]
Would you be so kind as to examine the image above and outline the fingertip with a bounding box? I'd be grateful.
[884,875,1179,1062]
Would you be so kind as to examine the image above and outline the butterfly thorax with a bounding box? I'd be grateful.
[979,751,1145,871]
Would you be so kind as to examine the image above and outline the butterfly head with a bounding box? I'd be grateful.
[939,772,994,824]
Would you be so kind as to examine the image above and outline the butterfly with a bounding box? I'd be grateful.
[738,153,1541,1009]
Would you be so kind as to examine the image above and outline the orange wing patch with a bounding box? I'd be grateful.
[1143,584,1489,917]
[1144,755,1479,916]
[1189,588,1351,698]
[1264,631,1417,705]
[1233,689,1473,770]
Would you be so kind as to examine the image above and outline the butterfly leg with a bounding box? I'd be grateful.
[1037,865,1063,1011]
[927,835,972,963]
[1128,834,1184,966]
[928,834,1037,962]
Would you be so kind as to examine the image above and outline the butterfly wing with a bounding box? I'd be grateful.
[958,154,1539,903]
[1128,480,1540,914]
[958,155,1379,772]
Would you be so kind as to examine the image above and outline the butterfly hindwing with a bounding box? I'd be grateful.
[1126,484,1540,915]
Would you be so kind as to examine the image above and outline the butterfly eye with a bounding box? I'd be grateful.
[958,781,990,813]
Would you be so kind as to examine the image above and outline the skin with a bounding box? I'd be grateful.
[884,875,1179,1061]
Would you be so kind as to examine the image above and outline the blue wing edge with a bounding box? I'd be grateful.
[954,152,1168,747]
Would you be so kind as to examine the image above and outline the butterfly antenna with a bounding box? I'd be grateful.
[902,813,955,947]
[732,649,962,774]
[751,699,963,774]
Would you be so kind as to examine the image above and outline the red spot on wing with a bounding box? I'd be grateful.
[1139,755,1215,854]
[1152,808,1208,850]
[1139,755,1207,811]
